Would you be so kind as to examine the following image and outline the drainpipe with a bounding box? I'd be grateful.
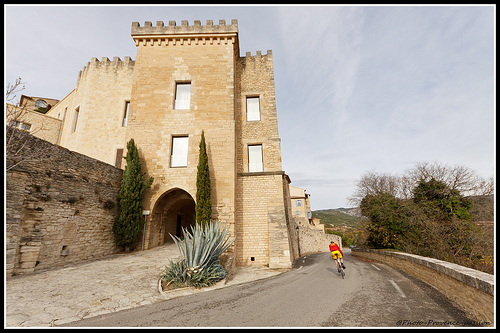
[296,225,301,257]
[142,210,150,251]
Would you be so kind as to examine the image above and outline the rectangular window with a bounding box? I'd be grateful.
[246,97,260,121]
[71,107,79,133]
[174,83,191,110]
[21,123,32,131]
[9,120,20,128]
[171,136,189,167]
[296,200,303,207]
[122,101,130,127]
[295,211,301,216]
[248,144,263,172]
[115,148,124,168]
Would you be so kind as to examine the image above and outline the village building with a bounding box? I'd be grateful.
[8,19,298,269]
[289,185,324,232]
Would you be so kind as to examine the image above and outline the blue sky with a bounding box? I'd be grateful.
[5,5,495,210]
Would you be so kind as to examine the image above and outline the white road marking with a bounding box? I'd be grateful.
[389,279,407,298]
[371,264,381,270]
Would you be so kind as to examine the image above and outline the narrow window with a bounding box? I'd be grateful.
[248,144,263,172]
[246,97,260,121]
[115,148,124,168]
[21,123,32,131]
[71,107,79,133]
[174,83,191,110]
[122,101,130,127]
[171,136,189,167]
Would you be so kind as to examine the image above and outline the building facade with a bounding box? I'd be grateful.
[37,20,294,268]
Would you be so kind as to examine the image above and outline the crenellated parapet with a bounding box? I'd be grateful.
[131,19,238,47]
[77,56,134,82]
[243,50,273,58]
[240,50,274,68]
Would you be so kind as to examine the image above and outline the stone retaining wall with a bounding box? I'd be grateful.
[6,127,123,276]
[297,226,342,257]
[351,248,494,325]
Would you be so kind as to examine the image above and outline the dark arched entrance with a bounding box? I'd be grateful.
[152,188,196,246]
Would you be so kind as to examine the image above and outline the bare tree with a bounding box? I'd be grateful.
[6,78,50,171]
[404,161,493,196]
[347,171,403,207]
[349,161,494,207]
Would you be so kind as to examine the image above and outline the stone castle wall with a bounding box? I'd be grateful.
[6,127,123,277]
[49,56,135,166]
[235,50,293,267]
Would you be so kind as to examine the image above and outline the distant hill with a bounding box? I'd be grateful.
[312,208,368,229]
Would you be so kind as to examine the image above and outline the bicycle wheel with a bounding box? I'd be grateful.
[337,258,345,279]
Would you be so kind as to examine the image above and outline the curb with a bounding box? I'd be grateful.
[157,277,228,299]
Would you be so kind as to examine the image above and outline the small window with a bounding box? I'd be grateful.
[9,120,20,128]
[115,148,124,168]
[35,99,47,109]
[174,83,191,110]
[122,101,130,127]
[71,107,80,133]
[248,144,263,172]
[171,136,189,167]
[21,123,32,131]
[246,97,260,121]
[296,200,303,207]
[295,211,301,216]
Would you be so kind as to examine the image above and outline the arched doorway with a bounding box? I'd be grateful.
[151,188,196,246]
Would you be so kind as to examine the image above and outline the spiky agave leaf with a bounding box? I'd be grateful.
[170,221,235,270]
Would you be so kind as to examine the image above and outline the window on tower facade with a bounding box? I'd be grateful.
[246,96,260,121]
[171,136,189,167]
[248,144,263,172]
[122,101,130,127]
[174,83,191,110]
[71,107,80,133]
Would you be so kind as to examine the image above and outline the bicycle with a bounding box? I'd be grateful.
[334,255,345,279]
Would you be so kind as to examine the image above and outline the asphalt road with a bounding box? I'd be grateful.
[64,251,475,327]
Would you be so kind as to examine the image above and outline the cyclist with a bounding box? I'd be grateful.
[329,241,346,271]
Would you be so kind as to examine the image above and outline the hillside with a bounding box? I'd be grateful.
[312,208,368,229]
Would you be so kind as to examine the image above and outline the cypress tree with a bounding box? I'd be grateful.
[113,138,153,250]
[196,131,212,226]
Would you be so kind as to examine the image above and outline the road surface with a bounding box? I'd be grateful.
[63,251,475,327]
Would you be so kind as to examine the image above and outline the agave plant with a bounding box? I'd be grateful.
[162,221,235,288]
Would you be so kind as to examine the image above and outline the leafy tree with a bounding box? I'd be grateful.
[413,178,472,221]
[360,193,416,249]
[113,138,153,250]
[196,131,212,226]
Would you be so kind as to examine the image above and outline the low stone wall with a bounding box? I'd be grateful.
[297,226,342,257]
[351,248,494,325]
